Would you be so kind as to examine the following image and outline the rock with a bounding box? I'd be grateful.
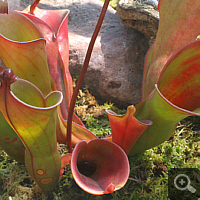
[117,0,159,44]
[7,0,150,108]
[67,0,149,107]
[143,0,158,9]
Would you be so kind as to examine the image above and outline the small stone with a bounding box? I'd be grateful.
[117,0,159,44]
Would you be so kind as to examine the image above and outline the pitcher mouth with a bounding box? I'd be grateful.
[77,160,97,177]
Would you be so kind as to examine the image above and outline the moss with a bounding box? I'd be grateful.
[0,90,200,199]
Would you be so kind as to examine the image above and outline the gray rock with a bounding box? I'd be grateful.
[130,0,158,9]
[7,0,150,107]
[68,0,149,107]
[117,0,159,44]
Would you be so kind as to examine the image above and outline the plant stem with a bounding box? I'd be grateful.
[66,0,110,153]
[30,0,40,14]
[0,0,8,14]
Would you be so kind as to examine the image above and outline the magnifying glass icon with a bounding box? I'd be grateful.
[174,174,196,193]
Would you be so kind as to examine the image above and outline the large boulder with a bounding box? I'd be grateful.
[68,0,149,107]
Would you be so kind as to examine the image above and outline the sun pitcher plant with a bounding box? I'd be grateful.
[0,0,130,194]
[1,0,200,195]
[129,0,200,154]
[105,0,200,155]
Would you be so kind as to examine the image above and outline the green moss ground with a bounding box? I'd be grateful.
[0,88,200,200]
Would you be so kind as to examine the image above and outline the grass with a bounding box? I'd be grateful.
[0,88,200,199]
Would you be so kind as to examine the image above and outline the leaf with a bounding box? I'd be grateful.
[0,69,63,191]
[71,139,130,195]
[143,0,200,100]
[106,105,152,154]
[0,10,42,42]
[21,7,80,124]
[60,153,72,179]
[0,111,25,163]
[0,0,8,13]
[0,66,25,162]
[130,39,200,155]
[56,114,97,146]
[0,10,52,96]
[158,40,200,111]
